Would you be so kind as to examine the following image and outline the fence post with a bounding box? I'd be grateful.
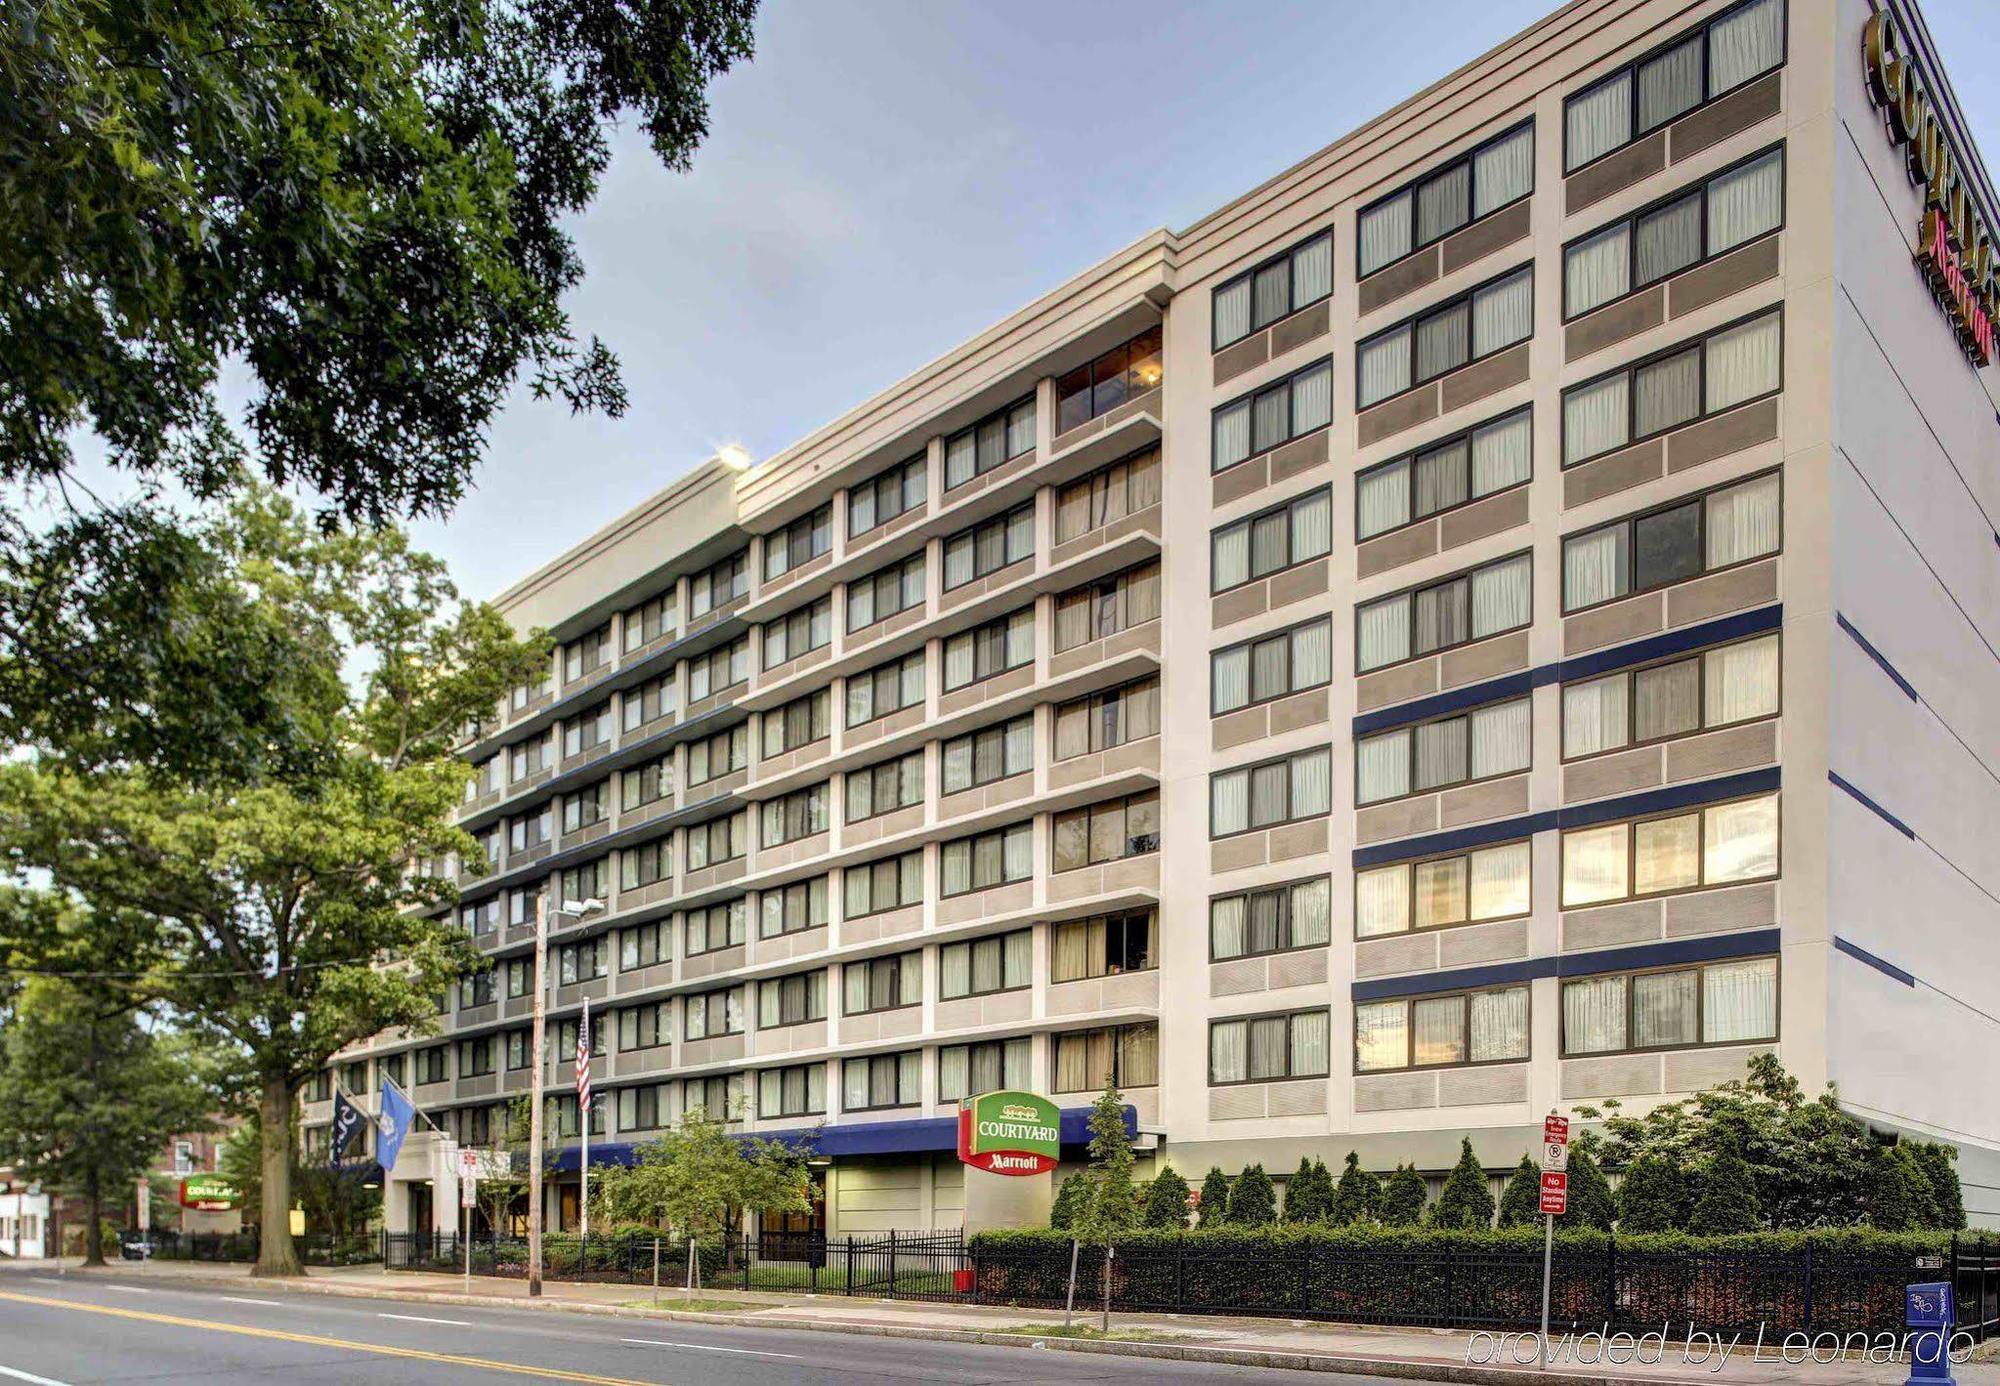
[888,1229,897,1296]
[845,1234,856,1297]
[1802,1241,1814,1332]
[1607,1234,1619,1328]
[1442,1244,1453,1329]
[1176,1238,1185,1308]
[1298,1244,1311,1315]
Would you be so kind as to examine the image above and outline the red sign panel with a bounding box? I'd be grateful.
[1543,1114,1570,1144]
[1540,1170,1568,1215]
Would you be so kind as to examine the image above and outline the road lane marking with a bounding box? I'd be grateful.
[0,1291,672,1386]
[220,1296,285,1307]
[379,1312,473,1326]
[102,1285,150,1293]
[620,1339,798,1360]
[0,1365,74,1386]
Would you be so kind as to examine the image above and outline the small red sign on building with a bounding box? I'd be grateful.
[1540,1170,1568,1216]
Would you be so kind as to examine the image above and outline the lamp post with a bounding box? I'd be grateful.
[527,894,604,1297]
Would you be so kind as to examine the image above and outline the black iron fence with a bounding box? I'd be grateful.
[1957,1235,2000,1341]
[133,1231,377,1266]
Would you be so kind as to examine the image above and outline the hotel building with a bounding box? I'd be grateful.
[308,0,2000,1234]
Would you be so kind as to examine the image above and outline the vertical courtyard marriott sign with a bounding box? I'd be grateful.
[957,1090,1060,1176]
[1864,9,1998,366]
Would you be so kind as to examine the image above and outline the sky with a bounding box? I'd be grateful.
[409,0,2000,602]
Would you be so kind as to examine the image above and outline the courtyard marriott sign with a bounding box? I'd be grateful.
[178,1173,239,1211]
[1864,8,1998,366]
[957,1090,1060,1176]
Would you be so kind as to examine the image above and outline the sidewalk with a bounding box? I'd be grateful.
[15,1256,1998,1386]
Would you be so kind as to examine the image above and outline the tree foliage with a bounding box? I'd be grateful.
[1070,1083,1138,1244]
[1226,1164,1276,1227]
[1197,1168,1231,1228]
[1690,1134,1762,1234]
[1050,1172,1085,1231]
[1140,1166,1192,1230]
[588,1103,811,1244]
[1497,1155,1541,1228]
[1617,1154,1693,1233]
[1283,1158,1330,1224]
[1429,1139,1495,1230]
[1566,1146,1617,1231]
[1378,1164,1427,1226]
[1329,1153,1379,1227]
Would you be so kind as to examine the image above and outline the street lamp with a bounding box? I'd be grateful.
[527,894,604,1297]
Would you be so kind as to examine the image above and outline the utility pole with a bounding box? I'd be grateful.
[526,896,603,1299]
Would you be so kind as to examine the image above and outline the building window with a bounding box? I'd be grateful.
[1357,123,1534,278]
[1563,632,1780,759]
[944,397,1037,491]
[1051,911,1155,982]
[943,503,1035,591]
[942,609,1034,692]
[459,898,498,937]
[556,936,608,985]
[760,782,828,848]
[1357,266,1533,408]
[683,986,745,1040]
[619,835,672,891]
[684,899,747,956]
[1051,790,1160,872]
[618,1083,673,1133]
[689,550,749,618]
[1212,487,1332,593]
[847,553,925,633]
[620,755,673,813]
[763,596,832,669]
[1053,1023,1159,1092]
[1355,985,1531,1072]
[504,957,531,998]
[508,730,552,782]
[843,1051,921,1112]
[1056,448,1162,544]
[563,624,612,683]
[1210,877,1332,960]
[622,673,675,733]
[938,1037,1031,1102]
[1056,325,1163,432]
[618,1001,671,1052]
[460,970,494,1008]
[758,971,827,1029]
[760,876,828,939]
[844,951,920,1015]
[559,858,607,908]
[1356,696,1532,805]
[619,921,665,971]
[562,780,608,834]
[840,842,926,919]
[623,591,676,653]
[941,715,1033,796]
[762,689,831,759]
[1566,146,1784,319]
[1209,1010,1331,1084]
[1214,229,1334,350]
[1210,747,1332,838]
[845,751,923,823]
[1563,0,1785,173]
[1562,956,1778,1055]
[1564,309,1783,467]
[511,669,552,711]
[685,810,747,870]
[684,1075,739,1121]
[509,805,551,854]
[547,1092,603,1138]
[1211,617,1331,715]
[1356,551,1532,673]
[1561,470,1781,612]
[764,503,832,581]
[507,888,541,930]
[378,1054,406,1089]
[686,724,748,789]
[849,455,926,539]
[1054,560,1159,653]
[1053,676,1159,761]
[939,822,1033,895]
[503,1029,531,1069]
[686,637,750,702]
[1357,841,1531,937]
[1211,358,1333,474]
[846,651,925,727]
[457,1036,495,1078]
[1356,407,1533,541]
[416,1047,448,1085]
[939,929,1031,999]
[1562,792,1779,907]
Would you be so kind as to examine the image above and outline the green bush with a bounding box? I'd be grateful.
[1049,1173,1085,1231]
[1429,1138,1495,1229]
[1378,1164,1425,1226]
[1140,1166,1191,1230]
[1283,1158,1331,1224]
[1227,1163,1276,1227]
[1617,1154,1692,1232]
[1197,1167,1231,1228]
[1497,1156,1540,1227]
[1566,1146,1617,1230]
[1690,1137,1762,1234]
[1864,1147,1919,1232]
[1909,1142,1966,1230]
[1329,1153,1378,1227]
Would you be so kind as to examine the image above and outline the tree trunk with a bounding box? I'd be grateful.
[252,1073,304,1277]
[83,1168,105,1267]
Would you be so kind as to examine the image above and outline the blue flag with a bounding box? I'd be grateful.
[329,1089,367,1166]
[376,1078,416,1172]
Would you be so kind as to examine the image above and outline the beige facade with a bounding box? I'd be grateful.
[314,0,2000,1232]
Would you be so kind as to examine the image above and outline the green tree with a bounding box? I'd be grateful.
[1071,1083,1139,1245]
[1140,1166,1192,1230]
[1197,1168,1232,1228]
[1566,1146,1617,1230]
[1329,1152,1378,1226]
[1227,1164,1276,1227]
[588,1101,810,1262]
[1282,1158,1324,1224]
[1863,1146,1921,1232]
[0,971,214,1265]
[1908,1143,1966,1230]
[295,1164,382,1247]
[478,1098,538,1239]
[1497,1156,1541,1228]
[1378,1164,1427,1226]
[1050,1174,1086,1231]
[1429,1139,1494,1229]
[0,492,549,1276]
[1617,1153,1693,1232]
[1690,1135,1762,1234]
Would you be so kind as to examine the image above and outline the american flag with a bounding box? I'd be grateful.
[575,997,592,1112]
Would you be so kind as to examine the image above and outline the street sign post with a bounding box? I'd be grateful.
[1539,1113,1571,1370]
[460,1149,478,1291]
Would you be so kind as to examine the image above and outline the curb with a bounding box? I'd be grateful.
[47,1267,1780,1386]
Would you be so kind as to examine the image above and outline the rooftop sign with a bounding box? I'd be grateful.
[956,1090,1060,1176]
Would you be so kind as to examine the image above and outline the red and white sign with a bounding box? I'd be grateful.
[1540,1170,1568,1216]
[1543,1114,1570,1145]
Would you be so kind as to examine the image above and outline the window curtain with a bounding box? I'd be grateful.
[1564,526,1628,609]
[1705,313,1781,412]
[1211,771,1248,836]
[1414,579,1468,654]
[1214,279,1252,348]
[1358,461,1411,539]
[1564,373,1630,464]
[1290,750,1332,818]
[1289,1011,1330,1077]
[1566,224,1630,316]
[1414,717,1468,791]
[1633,813,1701,894]
[1212,648,1249,714]
[1413,997,1464,1066]
[1414,441,1469,517]
[1563,672,1629,756]
[1290,621,1331,689]
[1638,36,1702,131]
[1004,612,1034,668]
[1566,73,1631,171]
[1358,594,1411,671]
[1212,527,1249,591]
[1121,1025,1159,1086]
[1355,866,1410,938]
[1474,127,1533,217]
[1471,411,1532,496]
[1252,385,1290,454]
[1052,923,1090,982]
[1292,363,1333,435]
[1702,957,1778,1042]
[1354,1002,1407,1071]
[1210,1022,1247,1083]
[1705,634,1780,725]
[1562,823,1630,906]
[1247,1015,1289,1078]
[1469,842,1531,919]
[1250,511,1287,578]
[938,1048,967,1101]
[1634,659,1701,741]
[1635,194,1702,285]
[1708,0,1783,96]
[1251,762,1288,827]
[1414,856,1467,928]
[1470,698,1532,778]
[1473,269,1533,355]
[1212,401,1251,471]
[1252,261,1289,330]
[1633,969,1700,1047]
[1704,793,1778,882]
[1634,349,1701,437]
[1416,303,1468,379]
[1417,163,1470,245]
[1290,490,1332,560]
[1290,880,1331,946]
[1471,555,1531,636]
[1705,472,1781,567]
[843,1061,869,1110]
[1054,1035,1088,1092]
[1210,897,1247,959]
[1356,730,1409,805]
[1001,828,1032,884]
[1358,329,1411,407]
[1563,975,1628,1054]
[1358,193,1412,277]
[1709,149,1783,251]
[1470,987,1530,1061]
[1292,235,1333,307]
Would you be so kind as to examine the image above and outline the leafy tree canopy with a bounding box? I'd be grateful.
[1227,1163,1276,1227]
[1140,1166,1191,1230]
[1429,1139,1494,1230]
[589,1102,810,1244]
[1378,1164,1426,1226]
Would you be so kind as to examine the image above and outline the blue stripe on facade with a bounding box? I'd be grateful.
[1350,606,1783,737]
[1836,613,1920,702]
[1351,767,1782,869]
[1828,770,1917,839]
[1351,928,1782,1002]
[1834,936,1917,987]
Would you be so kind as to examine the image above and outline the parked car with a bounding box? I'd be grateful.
[118,1229,157,1261]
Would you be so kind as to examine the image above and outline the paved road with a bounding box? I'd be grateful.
[0,1270,1381,1384]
